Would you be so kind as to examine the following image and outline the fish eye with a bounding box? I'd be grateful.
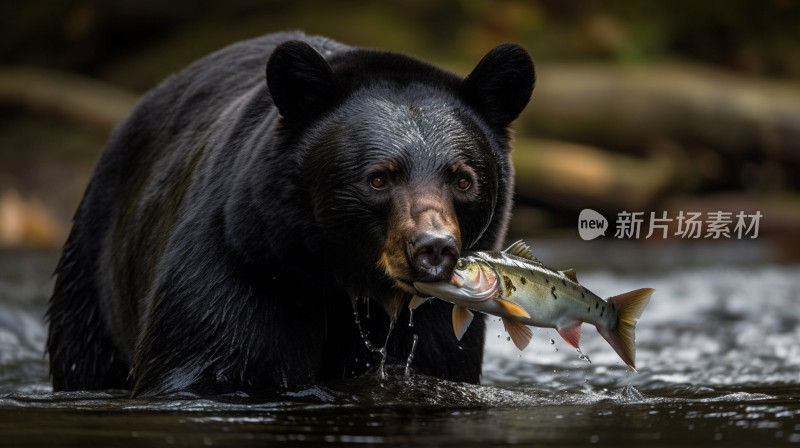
[456,259,467,270]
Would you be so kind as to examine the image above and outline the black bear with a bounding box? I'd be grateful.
[46,31,534,397]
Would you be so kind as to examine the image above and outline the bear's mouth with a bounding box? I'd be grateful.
[392,277,418,295]
[379,250,459,296]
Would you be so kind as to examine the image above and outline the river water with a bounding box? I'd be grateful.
[1,244,798,447]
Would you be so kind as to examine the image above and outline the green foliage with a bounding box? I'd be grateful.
[3,0,800,87]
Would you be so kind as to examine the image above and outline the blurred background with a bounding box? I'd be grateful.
[1,0,799,264]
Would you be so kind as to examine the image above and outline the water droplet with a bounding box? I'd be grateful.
[405,333,419,376]
[549,339,555,345]
[576,348,592,364]
[377,321,396,379]
[408,309,414,327]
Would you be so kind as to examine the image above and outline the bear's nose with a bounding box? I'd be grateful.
[408,232,460,282]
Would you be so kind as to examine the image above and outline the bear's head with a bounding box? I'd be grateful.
[266,41,534,317]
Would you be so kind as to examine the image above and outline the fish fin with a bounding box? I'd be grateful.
[557,322,583,348]
[451,305,474,341]
[494,298,531,318]
[408,295,429,310]
[502,317,532,351]
[504,240,542,265]
[561,269,578,283]
[600,288,655,372]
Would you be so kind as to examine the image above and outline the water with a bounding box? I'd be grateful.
[1,247,799,446]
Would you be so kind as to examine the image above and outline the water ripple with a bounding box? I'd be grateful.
[1,251,799,446]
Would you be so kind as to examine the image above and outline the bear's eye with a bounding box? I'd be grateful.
[456,177,472,190]
[369,175,388,190]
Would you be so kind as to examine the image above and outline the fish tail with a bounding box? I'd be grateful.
[600,288,654,372]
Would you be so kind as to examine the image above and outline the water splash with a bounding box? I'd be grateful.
[404,333,418,376]
[352,298,393,378]
[377,321,395,379]
[352,297,376,353]
[576,348,592,364]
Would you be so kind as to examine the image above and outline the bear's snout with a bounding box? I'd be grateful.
[408,232,459,282]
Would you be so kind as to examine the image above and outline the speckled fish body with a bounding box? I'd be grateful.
[413,241,654,371]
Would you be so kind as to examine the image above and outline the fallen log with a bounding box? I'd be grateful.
[0,66,139,134]
[0,188,63,247]
[522,62,800,164]
[512,137,677,210]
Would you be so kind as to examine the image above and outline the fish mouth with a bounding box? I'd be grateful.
[414,269,499,302]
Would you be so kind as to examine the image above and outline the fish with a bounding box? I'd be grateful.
[412,240,654,371]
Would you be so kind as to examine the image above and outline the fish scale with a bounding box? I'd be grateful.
[413,240,654,371]
[491,255,615,332]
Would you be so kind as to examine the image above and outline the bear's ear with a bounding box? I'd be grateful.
[461,43,535,130]
[266,40,340,123]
